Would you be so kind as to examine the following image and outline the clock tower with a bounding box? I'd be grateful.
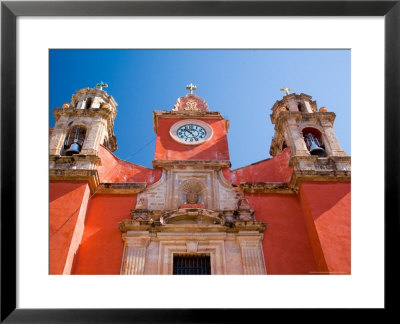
[119,85,267,275]
[153,83,230,161]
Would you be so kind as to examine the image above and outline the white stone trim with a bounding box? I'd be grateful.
[120,231,151,275]
[157,232,227,275]
[169,119,213,145]
[236,231,266,275]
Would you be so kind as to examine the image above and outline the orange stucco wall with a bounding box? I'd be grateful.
[50,145,350,275]
[154,118,230,160]
[49,181,90,274]
[97,145,162,184]
[72,194,137,274]
[226,148,293,184]
[245,194,318,274]
[299,182,351,274]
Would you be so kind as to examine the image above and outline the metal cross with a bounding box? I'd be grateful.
[280,86,291,96]
[186,83,197,94]
[96,81,108,90]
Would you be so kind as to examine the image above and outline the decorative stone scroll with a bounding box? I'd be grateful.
[172,93,209,112]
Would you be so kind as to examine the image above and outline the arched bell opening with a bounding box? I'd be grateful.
[85,97,93,109]
[297,102,305,112]
[62,126,86,156]
[302,127,326,157]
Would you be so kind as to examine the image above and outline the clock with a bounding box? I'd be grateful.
[177,124,206,143]
[170,119,213,145]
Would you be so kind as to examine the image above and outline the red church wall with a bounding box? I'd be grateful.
[245,193,319,274]
[299,182,351,274]
[72,194,137,274]
[97,146,162,184]
[227,148,293,184]
[154,118,230,161]
[49,181,90,274]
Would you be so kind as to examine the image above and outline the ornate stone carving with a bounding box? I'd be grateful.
[182,179,203,204]
[184,99,198,111]
[172,93,209,112]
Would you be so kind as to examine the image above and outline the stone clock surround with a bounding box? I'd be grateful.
[169,119,214,145]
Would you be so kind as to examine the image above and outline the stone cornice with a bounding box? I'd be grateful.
[53,107,116,121]
[96,182,147,194]
[272,111,336,128]
[119,219,266,234]
[240,182,294,194]
[152,160,231,169]
[152,110,226,133]
[49,169,100,193]
[49,154,101,166]
[289,169,351,192]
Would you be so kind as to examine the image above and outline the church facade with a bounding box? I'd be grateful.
[49,84,351,275]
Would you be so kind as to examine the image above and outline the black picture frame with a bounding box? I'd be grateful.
[1,0,399,322]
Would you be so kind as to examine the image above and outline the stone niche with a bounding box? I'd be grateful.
[134,164,242,212]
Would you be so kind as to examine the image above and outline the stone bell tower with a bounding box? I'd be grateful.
[269,87,351,188]
[49,82,118,190]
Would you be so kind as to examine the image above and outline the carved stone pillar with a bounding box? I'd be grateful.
[121,231,150,275]
[81,119,105,155]
[49,120,68,155]
[320,120,347,156]
[237,231,266,275]
[286,120,309,156]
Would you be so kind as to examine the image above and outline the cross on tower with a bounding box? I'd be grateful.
[186,83,197,94]
[96,81,108,91]
[280,86,291,96]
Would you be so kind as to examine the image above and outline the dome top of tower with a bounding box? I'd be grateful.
[172,83,209,112]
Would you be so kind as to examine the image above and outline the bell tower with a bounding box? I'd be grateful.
[269,87,351,188]
[49,82,118,190]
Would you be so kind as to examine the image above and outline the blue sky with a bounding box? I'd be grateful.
[50,49,350,169]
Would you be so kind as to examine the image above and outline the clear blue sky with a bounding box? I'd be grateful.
[49,49,350,169]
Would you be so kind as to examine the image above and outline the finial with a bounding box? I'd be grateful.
[186,83,197,94]
[96,81,108,91]
[280,86,291,96]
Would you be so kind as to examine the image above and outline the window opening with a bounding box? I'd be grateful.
[173,254,211,275]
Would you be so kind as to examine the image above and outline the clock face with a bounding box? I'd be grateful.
[176,124,207,143]
[170,119,213,145]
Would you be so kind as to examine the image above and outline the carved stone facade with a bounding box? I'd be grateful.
[120,160,266,274]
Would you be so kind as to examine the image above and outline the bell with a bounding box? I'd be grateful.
[65,139,80,156]
[309,141,326,157]
[305,133,326,157]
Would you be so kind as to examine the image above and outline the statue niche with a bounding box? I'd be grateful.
[181,179,205,206]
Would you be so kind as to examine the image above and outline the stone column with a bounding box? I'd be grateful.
[237,231,266,275]
[320,120,347,156]
[121,231,151,275]
[286,119,309,156]
[49,118,68,155]
[81,119,105,155]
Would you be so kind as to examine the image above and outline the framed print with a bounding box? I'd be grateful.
[1,0,399,322]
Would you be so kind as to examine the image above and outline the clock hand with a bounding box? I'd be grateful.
[186,130,196,137]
